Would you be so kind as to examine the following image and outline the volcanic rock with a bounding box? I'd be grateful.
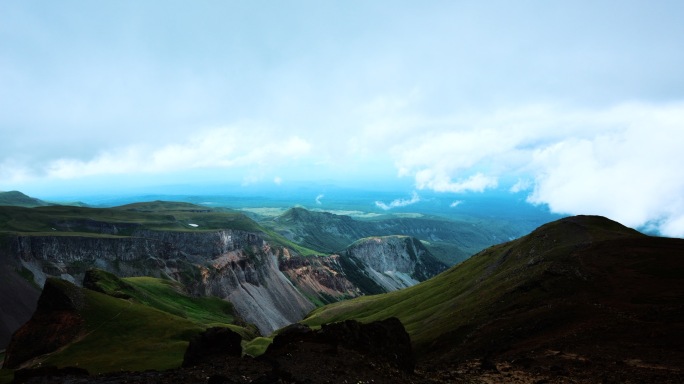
[3,278,84,369]
[182,327,243,367]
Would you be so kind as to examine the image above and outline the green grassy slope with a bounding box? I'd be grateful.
[302,215,684,362]
[24,273,257,373]
[0,202,319,256]
[83,270,257,338]
[0,191,49,208]
[0,203,260,234]
[267,207,519,264]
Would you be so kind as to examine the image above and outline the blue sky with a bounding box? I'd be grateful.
[1,1,684,236]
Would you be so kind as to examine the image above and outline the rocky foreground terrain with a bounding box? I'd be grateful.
[8,317,683,384]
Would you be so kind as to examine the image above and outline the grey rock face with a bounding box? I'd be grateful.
[8,229,314,336]
[343,236,447,292]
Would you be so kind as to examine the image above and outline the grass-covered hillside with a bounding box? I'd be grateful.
[0,201,318,257]
[0,202,259,234]
[0,191,50,208]
[4,270,257,374]
[302,216,684,368]
[266,207,521,265]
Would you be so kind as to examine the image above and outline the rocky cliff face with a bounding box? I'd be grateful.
[341,236,447,292]
[8,229,314,336]
[4,225,447,341]
[189,244,314,335]
[279,250,362,304]
[280,236,448,299]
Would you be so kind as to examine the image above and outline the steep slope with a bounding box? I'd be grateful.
[3,272,257,373]
[303,216,684,379]
[0,233,42,350]
[339,235,447,293]
[0,254,40,350]
[279,235,447,305]
[279,252,362,306]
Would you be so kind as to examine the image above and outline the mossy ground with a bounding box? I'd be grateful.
[242,337,273,357]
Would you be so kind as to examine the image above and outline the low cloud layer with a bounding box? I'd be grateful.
[375,192,420,211]
[384,102,684,237]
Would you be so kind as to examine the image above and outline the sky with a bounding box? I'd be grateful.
[1,1,684,236]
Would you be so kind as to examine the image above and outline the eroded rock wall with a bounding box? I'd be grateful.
[7,229,314,336]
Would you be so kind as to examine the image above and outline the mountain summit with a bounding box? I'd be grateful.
[304,215,684,382]
[0,191,49,208]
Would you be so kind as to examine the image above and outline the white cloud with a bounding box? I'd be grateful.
[415,171,498,193]
[449,200,463,208]
[315,194,324,205]
[526,103,684,236]
[273,176,283,185]
[373,101,684,237]
[375,191,420,210]
[27,126,312,181]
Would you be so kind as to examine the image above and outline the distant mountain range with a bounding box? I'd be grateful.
[266,206,524,265]
[0,190,88,208]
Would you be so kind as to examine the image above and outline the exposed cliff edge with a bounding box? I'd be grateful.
[340,236,447,293]
[8,229,314,336]
[280,235,448,302]
[1,203,451,346]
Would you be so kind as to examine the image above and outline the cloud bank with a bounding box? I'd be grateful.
[383,102,684,237]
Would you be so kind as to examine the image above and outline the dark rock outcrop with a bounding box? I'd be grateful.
[320,317,415,372]
[265,317,415,373]
[182,327,243,367]
[3,278,84,369]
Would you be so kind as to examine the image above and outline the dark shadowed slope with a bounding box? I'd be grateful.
[0,260,40,349]
[303,215,684,380]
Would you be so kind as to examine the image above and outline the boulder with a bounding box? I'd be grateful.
[182,327,243,367]
[3,279,84,369]
[266,317,415,373]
